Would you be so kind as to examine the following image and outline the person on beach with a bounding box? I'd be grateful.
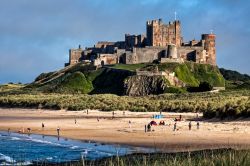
[75,118,77,124]
[87,109,89,115]
[42,123,45,129]
[189,121,192,130]
[173,122,177,131]
[197,121,200,129]
[112,111,115,119]
[97,117,99,122]
[129,120,131,128]
[57,127,60,136]
[179,115,182,121]
[27,128,31,135]
[147,123,151,132]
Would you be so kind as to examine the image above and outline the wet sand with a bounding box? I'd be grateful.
[0,108,249,152]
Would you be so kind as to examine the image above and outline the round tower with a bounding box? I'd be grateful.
[167,44,177,59]
[202,34,216,65]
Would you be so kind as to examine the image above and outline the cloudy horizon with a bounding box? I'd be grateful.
[0,0,249,84]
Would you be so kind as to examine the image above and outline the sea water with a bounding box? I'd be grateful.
[0,131,152,165]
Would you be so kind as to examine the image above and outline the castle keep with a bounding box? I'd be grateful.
[65,19,216,67]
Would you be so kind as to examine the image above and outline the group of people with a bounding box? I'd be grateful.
[173,121,200,131]
[145,114,201,132]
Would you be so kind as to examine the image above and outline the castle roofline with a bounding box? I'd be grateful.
[202,34,216,36]
[147,18,180,25]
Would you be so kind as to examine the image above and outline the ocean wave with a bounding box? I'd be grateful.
[10,136,21,140]
[26,138,62,146]
[0,153,16,163]
[46,157,53,160]
[0,161,33,166]
[70,146,79,149]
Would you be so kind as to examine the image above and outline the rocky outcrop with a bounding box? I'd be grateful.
[124,75,166,96]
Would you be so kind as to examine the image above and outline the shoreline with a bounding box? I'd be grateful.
[0,108,250,152]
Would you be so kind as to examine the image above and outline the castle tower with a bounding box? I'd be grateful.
[69,46,83,65]
[146,19,182,47]
[167,44,177,59]
[202,34,216,65]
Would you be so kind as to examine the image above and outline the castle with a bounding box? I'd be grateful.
[65,19,216,67]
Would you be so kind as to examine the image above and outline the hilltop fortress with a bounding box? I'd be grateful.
[65,19,216,67]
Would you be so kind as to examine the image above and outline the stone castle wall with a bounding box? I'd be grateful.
[125,47,166,64]
[66,19,216,67]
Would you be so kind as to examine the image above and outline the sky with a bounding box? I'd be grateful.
[0,0,249,84]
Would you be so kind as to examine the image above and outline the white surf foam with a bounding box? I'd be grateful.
[10,136,21,140]
[70,146,79,149]
[0,153,16,163]
[46,157,53,160]
[26,138,62,146]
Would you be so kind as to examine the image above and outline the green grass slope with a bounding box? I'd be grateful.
[150,62,225,87]
[219,68,250,90]
[53,72,93,94]
[30,63,133,95]
[27,62,224,95]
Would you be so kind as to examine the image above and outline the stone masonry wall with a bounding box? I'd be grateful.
[125,47,166,64]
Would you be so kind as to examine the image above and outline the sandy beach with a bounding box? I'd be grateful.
[0,108,249,152]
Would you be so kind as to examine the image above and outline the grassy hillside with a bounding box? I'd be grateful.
[220,68,250,81]
[52,72,93,94]
[139,62,225,87]
[0,83,25,93]
[30,63,133,95]
[219,68,250,90]
[21,62,225,96]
